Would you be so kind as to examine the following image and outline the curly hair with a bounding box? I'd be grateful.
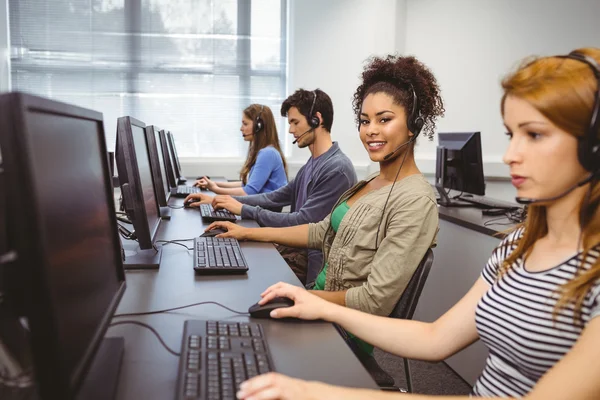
[352,55,445,140]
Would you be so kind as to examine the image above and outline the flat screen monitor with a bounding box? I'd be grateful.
[144,125,170,206]
[115,116,161,250]
[166,131,185,183]
[435,131,486,205]
[159,130,178,189]
[0,92,126,399]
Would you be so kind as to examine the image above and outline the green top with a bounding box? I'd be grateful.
[313,201,374,355]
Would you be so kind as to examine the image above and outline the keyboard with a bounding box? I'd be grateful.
[193,236,249,274]
[458,194,521,210]
[172,185,202,198]
[176,320,274,400]
[199,204,237,222]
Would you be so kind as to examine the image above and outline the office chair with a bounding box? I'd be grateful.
[356,249,435,392]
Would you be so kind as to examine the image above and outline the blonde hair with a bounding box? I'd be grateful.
[500,48,600,324]
[239,104,287,184]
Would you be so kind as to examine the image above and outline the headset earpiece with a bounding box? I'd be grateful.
[254,105,265,134]
[307,91,320,129]
[407,84,423,137]
[558,52,600,172]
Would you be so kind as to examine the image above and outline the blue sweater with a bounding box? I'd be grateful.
[242,146,287,195]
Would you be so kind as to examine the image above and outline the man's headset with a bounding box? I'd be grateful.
[293,91,320,144]
[515,51,600,205]
[253,104,264,134]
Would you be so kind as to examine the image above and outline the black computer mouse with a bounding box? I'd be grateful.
[200,228,227,238]
[248,297,295,319]
[184,200,199,208]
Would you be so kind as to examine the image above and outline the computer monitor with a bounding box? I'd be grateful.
[166,131,186,184]
[115,116,162,269]
[435,132,486,206]
[0,93,126,400]
[144,125,171,220]
[159,130,178,189]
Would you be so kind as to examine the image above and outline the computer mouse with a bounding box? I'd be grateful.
[248,297,295,319]
[200,228,227,237]
[184,200,198,208]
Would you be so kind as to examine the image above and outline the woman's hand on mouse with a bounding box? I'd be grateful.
[258,282,333,320]
[194,176,217,191]
[205,221,248,239]
[183,193,213,206]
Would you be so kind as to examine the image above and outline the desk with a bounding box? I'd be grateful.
[414,184,519,385]
[110,195,378,399]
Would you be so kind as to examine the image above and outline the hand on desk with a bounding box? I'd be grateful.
[237,372,326,400]
[194,176,218,191]
[212,195,243,215]
[205,221,249,240]
[258,282,330,320]
[183,193,213,206]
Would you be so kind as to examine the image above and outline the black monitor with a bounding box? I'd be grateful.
[0,93,126,400]
[144,125,171,220]
[115,116,162,269]
[166,131,186,184]
[435,132,486,206]
[158,130,177,189]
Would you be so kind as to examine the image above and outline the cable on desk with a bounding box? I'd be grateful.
[155,240,193,251]
[113,301,250,318]
[168,205,185,209]
[108,320,180,357]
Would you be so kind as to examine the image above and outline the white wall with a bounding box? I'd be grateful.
[0,0,9,93]
[405,0,600,177]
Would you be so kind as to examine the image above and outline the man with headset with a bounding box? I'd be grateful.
[185,88,357,285]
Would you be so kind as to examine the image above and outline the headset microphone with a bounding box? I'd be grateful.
[515,174,595,205]
[382,135,417,161]
[292,128,313,144]
[242,132,253,137]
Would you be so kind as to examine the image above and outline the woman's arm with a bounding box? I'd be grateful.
[215,180,242,188]
[205,221,310,248]
[261,278,486,362]
[210,186,247,196]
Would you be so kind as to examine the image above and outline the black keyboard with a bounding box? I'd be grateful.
[172,185,202,198]
[199,204,237,222]
[458,194,521,210]
[193,236,248,274]
[176,320,274,400]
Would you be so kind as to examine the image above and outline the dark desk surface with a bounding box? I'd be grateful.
[111,195,378,399]
[436,184,521,238]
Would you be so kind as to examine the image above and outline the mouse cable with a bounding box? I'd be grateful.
[155,240,193,251]
[108,320,180,357]
[113,301,250,318]
[168,205,185,209]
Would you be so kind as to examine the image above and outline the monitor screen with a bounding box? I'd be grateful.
[130,124,161,234]
[167,132,183,179]
[437,132,485,196]
[115,117,161,249]
[158,130,177,189]
[0,93,126,398]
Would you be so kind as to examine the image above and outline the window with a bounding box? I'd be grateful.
[9,0,288,158]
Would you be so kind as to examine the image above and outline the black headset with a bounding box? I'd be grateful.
[307,91,320,129]
[557,51,600,172]
[407,84,424,137]
[254,105,265,134]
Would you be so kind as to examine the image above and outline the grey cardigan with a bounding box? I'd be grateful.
[308,173,439,316]
[234,142,357,283]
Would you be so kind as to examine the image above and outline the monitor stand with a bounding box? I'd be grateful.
[159,206,172,220]
[435,184,476,207]
[121,240,162,270]
[76,337,124,400]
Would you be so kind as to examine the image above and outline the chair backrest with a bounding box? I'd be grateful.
[389,248,434,320]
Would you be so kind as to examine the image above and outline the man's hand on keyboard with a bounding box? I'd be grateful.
[212,195,243,215]
[184,193,213,206]
[205,221,248,240]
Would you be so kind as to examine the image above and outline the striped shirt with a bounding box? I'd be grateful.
[472,228,600,397]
